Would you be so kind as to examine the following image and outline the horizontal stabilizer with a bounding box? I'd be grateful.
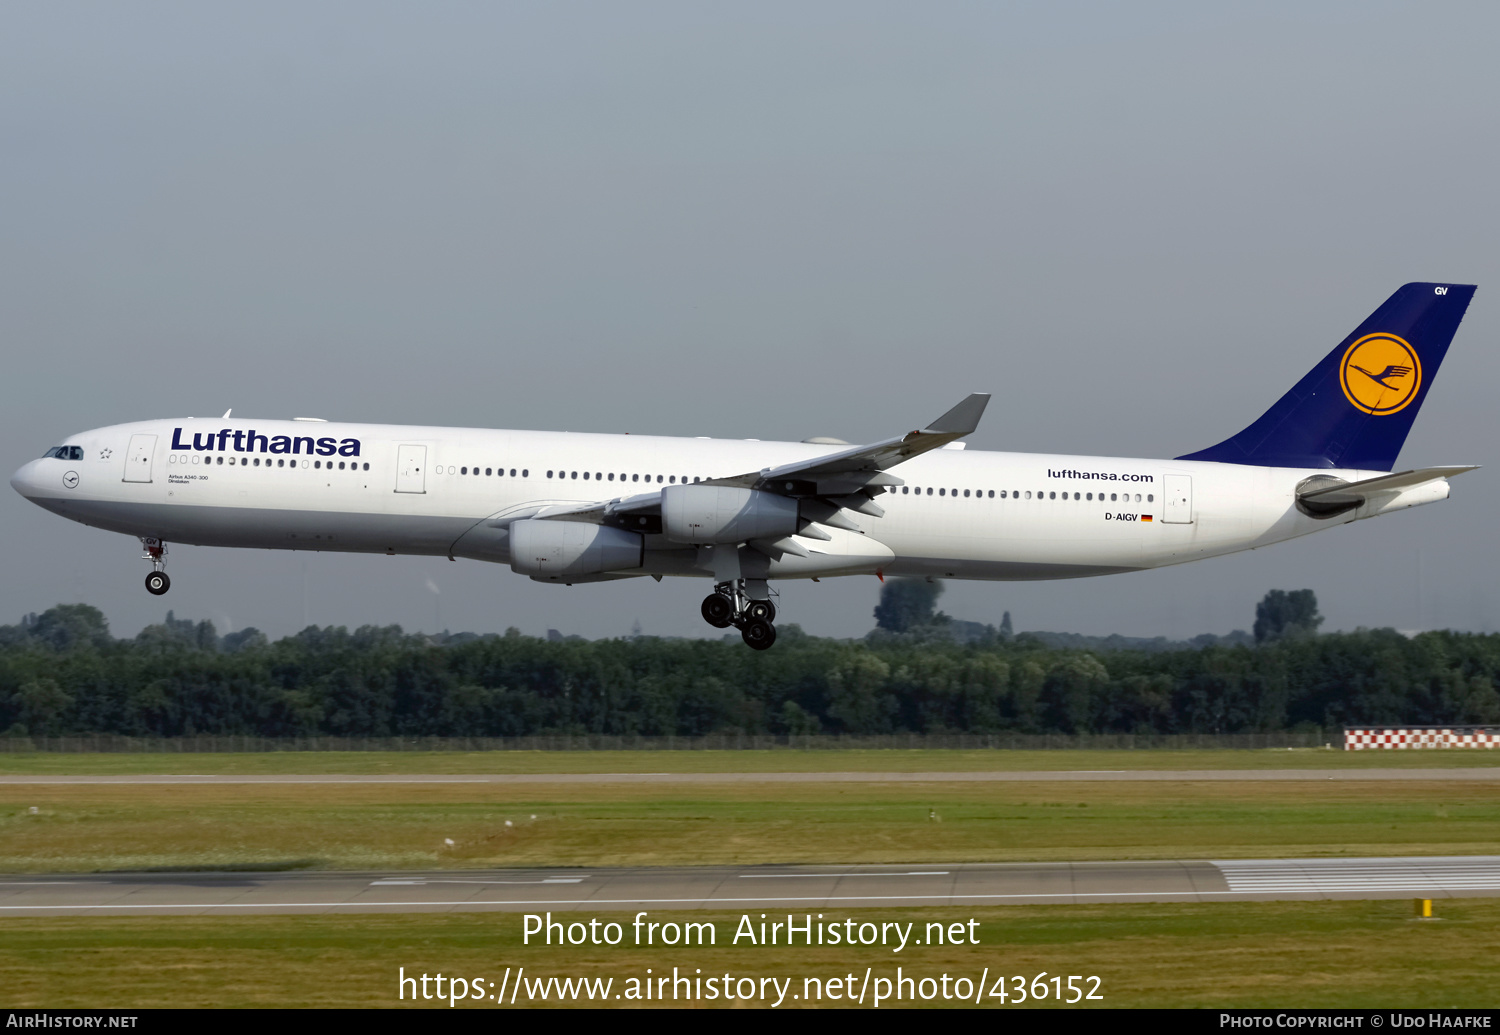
[1298,465,1479,506]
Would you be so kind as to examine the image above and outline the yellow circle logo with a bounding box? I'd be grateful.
[1339,333,1422,415]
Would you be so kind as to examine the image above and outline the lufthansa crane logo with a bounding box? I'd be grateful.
[1339,333,1422,415]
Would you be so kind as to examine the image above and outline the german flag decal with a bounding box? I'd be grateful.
[1141,515,1153,522]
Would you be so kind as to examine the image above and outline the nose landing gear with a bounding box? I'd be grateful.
[699,580,778,650]
[141,538,170,596]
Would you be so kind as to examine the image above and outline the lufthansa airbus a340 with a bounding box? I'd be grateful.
[10,283,1477,649]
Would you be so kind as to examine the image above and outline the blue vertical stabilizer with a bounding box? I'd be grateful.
[1177,283,1475,470]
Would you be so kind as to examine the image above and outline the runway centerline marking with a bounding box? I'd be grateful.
[738,871,950,879]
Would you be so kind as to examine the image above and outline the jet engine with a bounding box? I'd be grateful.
[661,485,799,544]
[508,519,643,577]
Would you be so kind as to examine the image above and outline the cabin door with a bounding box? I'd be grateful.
[395,444,427,494]
[1162,474,1193,523]
[123,434,156,483]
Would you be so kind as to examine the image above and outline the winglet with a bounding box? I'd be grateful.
[923,393,990,436]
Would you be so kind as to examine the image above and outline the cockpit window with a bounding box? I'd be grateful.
[43,446,83,460]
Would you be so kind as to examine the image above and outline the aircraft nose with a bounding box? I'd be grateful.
[10,459,42,500]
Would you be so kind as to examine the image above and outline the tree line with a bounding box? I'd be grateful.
[0,589,1496,739]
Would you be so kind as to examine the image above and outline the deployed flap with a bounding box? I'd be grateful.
[1298,465,1478,506]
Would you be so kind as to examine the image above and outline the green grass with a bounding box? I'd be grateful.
[3,780,1497,872]
[0,747,1496,775]
[3,900,1496,1008]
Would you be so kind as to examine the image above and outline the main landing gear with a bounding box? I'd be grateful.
[141,538,170,596]
[700,581,778,650]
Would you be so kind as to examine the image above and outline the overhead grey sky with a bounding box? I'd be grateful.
[3,2,1497,642]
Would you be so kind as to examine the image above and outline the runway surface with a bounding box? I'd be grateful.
[2,857,1497,916]
[1,768,1496,784]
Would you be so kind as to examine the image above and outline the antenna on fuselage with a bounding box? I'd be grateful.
[221,408,232,418]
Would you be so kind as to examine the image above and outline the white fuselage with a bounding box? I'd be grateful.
[10,417,1448,583]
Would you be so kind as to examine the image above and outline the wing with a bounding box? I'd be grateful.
[708,392,990,495]
[521,393,991,552]
[1376,365,1413,379]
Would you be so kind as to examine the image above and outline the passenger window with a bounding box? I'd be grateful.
[901,487,909,495]
[1049,491,1055,499]
[939,488,945,496]
[583,472,590,480]
[669,476,676,484]
[520,469,527,477]
[632,474,639,482]
[963,489,969,497]
[1074,492,1080,500]
[547,470,554,478]
[926,488,933,496]
[363,463,369,471]
[988,490,994,498]
[1025,491,1031,499]
[571,471,577,480]
[484,467,490,476]
[1147,493,1154,502]
[460,466,467,475]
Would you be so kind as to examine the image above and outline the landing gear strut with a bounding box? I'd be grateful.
[699,581,778,650]
[141,538,170,596]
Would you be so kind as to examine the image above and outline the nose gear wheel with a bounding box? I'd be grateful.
[139,538,170,595]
